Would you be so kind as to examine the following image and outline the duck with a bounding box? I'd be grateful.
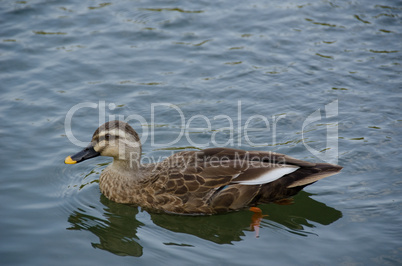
[65,120,342,215]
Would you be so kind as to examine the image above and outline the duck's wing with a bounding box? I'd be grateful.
[162,148,298,193]
[196,147,342,187]
[159,148,341,213]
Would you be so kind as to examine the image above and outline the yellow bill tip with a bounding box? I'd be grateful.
[65,156,77,164]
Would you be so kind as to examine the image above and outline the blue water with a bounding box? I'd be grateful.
[1,0,401,265]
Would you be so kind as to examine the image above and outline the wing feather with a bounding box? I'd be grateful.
[233,165,299,185]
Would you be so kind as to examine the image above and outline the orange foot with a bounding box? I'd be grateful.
[249,207,268,238]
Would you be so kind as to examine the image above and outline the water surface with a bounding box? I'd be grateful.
[1,0,401,265]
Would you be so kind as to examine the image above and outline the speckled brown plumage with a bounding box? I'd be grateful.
[66,121,343,215]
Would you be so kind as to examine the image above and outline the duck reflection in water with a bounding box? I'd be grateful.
[67,192,342,256]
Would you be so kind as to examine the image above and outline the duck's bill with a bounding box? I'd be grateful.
[65,145,100,164]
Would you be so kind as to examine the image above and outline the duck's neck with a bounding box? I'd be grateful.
[99,157,142,204]
[109,155,143,181]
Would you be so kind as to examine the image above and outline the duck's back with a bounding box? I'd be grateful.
[133,148,342,214]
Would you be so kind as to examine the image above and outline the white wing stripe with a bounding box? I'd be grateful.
[235,167,299,185]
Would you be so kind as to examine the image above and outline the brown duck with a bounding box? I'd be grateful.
[65,120,342,215]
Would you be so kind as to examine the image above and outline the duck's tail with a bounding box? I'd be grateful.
[254,162,343,204]
[287,163,343,188]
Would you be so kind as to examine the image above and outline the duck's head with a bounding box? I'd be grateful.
[65,120,141,164]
